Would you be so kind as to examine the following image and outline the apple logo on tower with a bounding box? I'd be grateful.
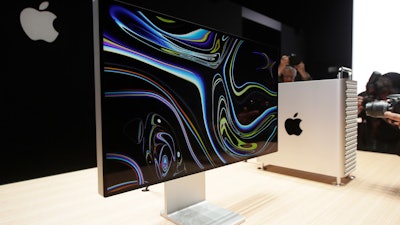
[284,112,303,136]
[20,1,59,43]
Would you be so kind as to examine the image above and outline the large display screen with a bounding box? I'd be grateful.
[93,0,279,197]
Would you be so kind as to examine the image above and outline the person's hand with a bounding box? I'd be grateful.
[280,55,290,66]
[357,96,364,115]
[293,61,304,71]
[278,55,290,76]
[384,111,400,127]
[294,62,311,80]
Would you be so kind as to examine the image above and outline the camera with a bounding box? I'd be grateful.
[289,54,301,66]
[365,94,400,118]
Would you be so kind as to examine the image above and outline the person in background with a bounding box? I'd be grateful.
[279,65,297,82]
[278,55,312,82]
[357,71,382,115]
[357,71,400,155]
[357,71,383,150]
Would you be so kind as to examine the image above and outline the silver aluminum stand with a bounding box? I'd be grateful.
[161,172,245,225]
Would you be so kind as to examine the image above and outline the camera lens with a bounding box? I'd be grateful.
[365,101,390,118]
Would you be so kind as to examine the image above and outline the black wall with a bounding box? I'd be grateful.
[303,1,353,79]
[233,0,353,80]
[4,0,96,184]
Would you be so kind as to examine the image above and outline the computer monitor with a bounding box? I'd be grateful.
[93,0,279,197]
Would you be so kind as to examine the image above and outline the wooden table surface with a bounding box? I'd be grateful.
[1,150,399,225]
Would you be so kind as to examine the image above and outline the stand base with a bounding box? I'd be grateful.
[161,200,245,225]
[263,165,355,186]
[333,175,356,186]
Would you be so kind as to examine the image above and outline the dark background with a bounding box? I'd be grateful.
[234,0,353,79]
[3,0,352,185]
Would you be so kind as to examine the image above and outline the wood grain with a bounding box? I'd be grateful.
[1,150,399,225]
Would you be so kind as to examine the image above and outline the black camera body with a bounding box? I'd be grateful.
[289,54,301,66]
[365,94,400,118]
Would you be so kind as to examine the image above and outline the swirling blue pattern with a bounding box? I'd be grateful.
[98,1,279,196]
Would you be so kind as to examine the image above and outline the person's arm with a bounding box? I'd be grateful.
[384,111,400,128]
[357,96,364,115]
[278,55,289,78]
[294,62,312,80]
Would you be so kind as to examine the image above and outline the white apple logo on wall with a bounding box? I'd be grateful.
[20,1,59,43]
[284,112,303,136]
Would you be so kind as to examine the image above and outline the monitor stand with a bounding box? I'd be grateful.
[161,172,245,225]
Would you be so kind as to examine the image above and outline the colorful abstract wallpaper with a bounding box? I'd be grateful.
[95,0,279,196]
